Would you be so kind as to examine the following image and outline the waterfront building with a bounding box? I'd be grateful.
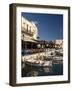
[21,16,38,41]
[54,39,63,48]
[21,16,38,50]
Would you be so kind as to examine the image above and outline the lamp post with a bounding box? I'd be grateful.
[46,43,48,57]
[37,43,41,60]
[42,44,44,60]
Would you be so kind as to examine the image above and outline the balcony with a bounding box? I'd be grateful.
[22,27,34,36]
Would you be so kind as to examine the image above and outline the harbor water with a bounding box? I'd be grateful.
[21,48,63,77]
[21,62,63,77]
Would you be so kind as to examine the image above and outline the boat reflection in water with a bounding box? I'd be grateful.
[22,62,63,77]
[21,49,63,77]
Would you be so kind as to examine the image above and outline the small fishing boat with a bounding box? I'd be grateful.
[24,59,53,67]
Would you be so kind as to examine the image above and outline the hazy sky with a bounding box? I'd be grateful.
[22,12,63,41]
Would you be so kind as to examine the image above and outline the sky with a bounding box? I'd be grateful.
[22,12,63,41]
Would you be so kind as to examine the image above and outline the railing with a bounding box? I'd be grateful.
[21,27,34,36]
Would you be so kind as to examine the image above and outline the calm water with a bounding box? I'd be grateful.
[21,62,63,77]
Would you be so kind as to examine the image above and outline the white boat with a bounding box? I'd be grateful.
[25,59,52,67]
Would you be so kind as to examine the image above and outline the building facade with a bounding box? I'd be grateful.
[21,16,39,52]
[21,16,38,41]
[54,39,63,48]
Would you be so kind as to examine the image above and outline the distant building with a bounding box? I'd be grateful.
[54,39,63,48]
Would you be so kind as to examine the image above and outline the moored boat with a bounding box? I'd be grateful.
[24,59,53,67]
